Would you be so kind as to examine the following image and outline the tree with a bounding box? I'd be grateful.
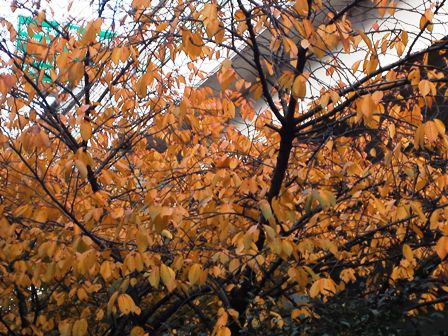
[0,0,447,335]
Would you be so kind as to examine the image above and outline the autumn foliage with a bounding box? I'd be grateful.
[0,0,448,335]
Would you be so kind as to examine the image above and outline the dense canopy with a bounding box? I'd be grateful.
[0,0,448,335]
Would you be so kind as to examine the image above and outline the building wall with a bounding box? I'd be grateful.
[199,0,447,130]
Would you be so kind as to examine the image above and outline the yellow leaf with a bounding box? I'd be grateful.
[411,201,425,222]
[75,159,88,178]
[156,21,169,32]
[372,90,383,104]
[107,292,119,315]
[330,90,340,103]
[377,0,387,16]
[288,267,309,287]
[100,261,113,280]
[281,240,293,256]
[351,59,362,73]
[117,294,131,315]
[201,3,220,36]
[340,268,356,283]
[358,30,373,52]
[284,37,298,57]
[132,0,150,9]
[223,99,236,118]
[80,18,103,46]
[418,80,432,96]
[228,259,240,273]
[182,30,204,59]
[130,326,146,336]
[294,0,309,15]
[388,1,397,15]
[149,267,160,288]
[425,121,438,143]
[408,68,421,85]
[80,120,92,141]
[430,209,441,230]
[292,75,307,99]
[414,124,425,149]
[302,19,314,38]
[300,39,310,49]
[136,228,148,252]
[259,200,276,227]
[228,308,239,321]
[58,320,72,336]
[135,73,152,98]
[161,229,173,240]
[365,56,379,74]
[216,327,231,336]
[68,61,84,87]
[160,264,176,291]
[291,308,311,319]
[263,224,276,241]
[401,30,408,46]
[424,9,434,21]
[77,287,88,301]
[436,236,448,260]
[118,294,141,315]
[270,238,282,255]
[78,249,97,275]
[403,244,413,261]
[316,190,336,210]
[434,119,446,135]
[188,263,202,285]
[291,309,301,319]
[111,48,122,65]
[388,123,396,138]
[320,239,338,256]
[72,319,88,336]
[111,207,124,219]
[309,278,336,298]
[33,208,48,222]
[228,157,239,169]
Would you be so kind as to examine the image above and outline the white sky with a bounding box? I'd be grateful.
[0,0,97,25]
[0,0,447,110]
